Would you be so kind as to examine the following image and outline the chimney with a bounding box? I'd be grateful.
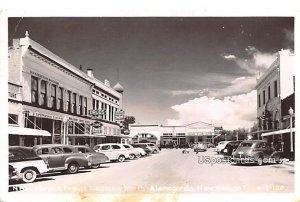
[87,69,94,78]
[104,79,110,87]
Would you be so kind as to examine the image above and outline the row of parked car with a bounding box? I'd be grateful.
[215,140,283,166]
[9,142,160,183]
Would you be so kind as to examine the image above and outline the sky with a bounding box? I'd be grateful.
[8,17,294,130]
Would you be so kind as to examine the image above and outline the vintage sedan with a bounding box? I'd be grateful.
[232,140,283,166]
[122,144,145,159]
[194,143,207,153]
[94,143,131,162]
[222,141,242,158]
[9,146,49,183]
[33,144,89,174]
[131,144,152,155]
[215,141,231,154]
[73,145,109,168]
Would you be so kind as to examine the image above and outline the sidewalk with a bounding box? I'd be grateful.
[282,159,295,167]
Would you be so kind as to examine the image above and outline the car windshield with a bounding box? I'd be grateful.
[218,142,225,145]
[240,142,253,147]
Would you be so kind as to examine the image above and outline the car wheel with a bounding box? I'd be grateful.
[129,154,135,160]
[22,169,37,183]
[118,155,125,162]
[68,162,79,174]
[257,157,263,166]
[91,164,100,169]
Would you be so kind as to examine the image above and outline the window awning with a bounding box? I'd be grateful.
[8,126,51,137]
[261,128,295,137]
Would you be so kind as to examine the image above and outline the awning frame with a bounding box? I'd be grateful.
[261,128,295,137]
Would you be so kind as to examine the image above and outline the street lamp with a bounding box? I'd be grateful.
[288,107,294,153]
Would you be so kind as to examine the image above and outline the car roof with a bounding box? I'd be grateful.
[241,140,267,143]
[33,144,74,149]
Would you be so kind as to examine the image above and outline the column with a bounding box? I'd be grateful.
[47,82,52,108]
[34,137,37,145]
[39,137,43,144]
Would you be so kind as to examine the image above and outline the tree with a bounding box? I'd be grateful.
[121,116,135,134]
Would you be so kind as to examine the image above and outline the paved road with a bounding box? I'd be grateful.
[9,148,294,194]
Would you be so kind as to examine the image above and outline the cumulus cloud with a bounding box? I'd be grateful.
[167,47,277,129]
[167,90,257,130]
[222,46,277,75]
[168,89,209,96]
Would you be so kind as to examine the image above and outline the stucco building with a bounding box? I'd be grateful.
[129,121,216,145]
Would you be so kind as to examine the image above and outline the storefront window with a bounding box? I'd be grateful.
[51,84,56,109]
[54,120,62,134]
[40,80,47,107]
[75,123,85,134]
[68,121,74,134]
[31,76,38,105]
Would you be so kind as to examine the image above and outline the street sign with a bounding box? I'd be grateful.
[115,110,125,121]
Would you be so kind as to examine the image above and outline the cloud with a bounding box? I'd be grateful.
[167,90,257,130]
[221,54,236,60]
[222,46,277,76]
[167,88,209,96]
[166,47,276,129]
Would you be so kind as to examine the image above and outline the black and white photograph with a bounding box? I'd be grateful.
[0,1,299,202]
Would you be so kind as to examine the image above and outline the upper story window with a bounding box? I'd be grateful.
[84,97,87,115]
[79,96,83,115]
[72,93,77,114]
[31,76,38,105]
[58,87,63,111]
[263,90,266,104]
[274,80,278,98]
[50,84,57,109]
[40,80,47,107]
[66,91,71,113]
[258,94,261,107]
[8,114,18,125]
[268,86,271,100]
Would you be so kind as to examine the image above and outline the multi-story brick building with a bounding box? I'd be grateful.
[8,32,124,147]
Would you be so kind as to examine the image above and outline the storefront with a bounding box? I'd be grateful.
[8,126,51,146]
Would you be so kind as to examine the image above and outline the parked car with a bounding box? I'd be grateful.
[215,141,231,154]
[93,143,130,162]
[122,144,145,159]
[73,145,109,168]
[131,144,152,155]
[141,143,159,153]
[232,140,283,166]
[202,142,215,148]
[194,143,207,153]
[9,146,49,183]
[33,144,89,174]
[9,164,20,181]
[222,141,242,158]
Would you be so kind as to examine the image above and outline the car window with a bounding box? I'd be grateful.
[101,145,110,150]
[9,150,25,160]
[50,147,63,154]
[36,148,50,155]
[123,145,130,148]
[63,147,73,153]
[111,145,121,149]
[149,144,154,146]
[261,143,267,148]
[77,148,86,153]
[240,142,253,147]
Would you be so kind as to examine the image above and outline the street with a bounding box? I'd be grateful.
[9,148,294,194]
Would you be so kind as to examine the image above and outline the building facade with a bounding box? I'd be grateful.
[255,49,295,159]
[8,32,124,147]
[129,122,216,145]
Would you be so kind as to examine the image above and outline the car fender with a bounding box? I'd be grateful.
[10,160,48,174]
[65,156,89,168]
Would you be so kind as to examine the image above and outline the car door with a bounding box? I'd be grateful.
[99,145,114,160]
[47,147,65,168]
[111,145,124,157]
[262,142,273,158]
